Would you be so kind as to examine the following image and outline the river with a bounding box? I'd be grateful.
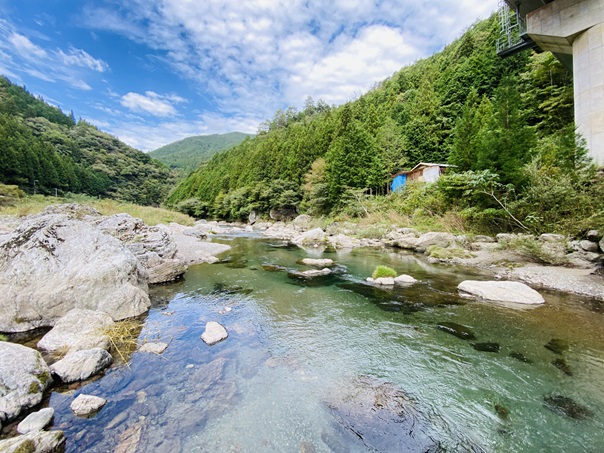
[46,234,604,452]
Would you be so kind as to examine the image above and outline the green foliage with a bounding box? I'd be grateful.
[498,235,569,265]
[149,132,251,176]
[0,76,173,205]
[372,265,397,279]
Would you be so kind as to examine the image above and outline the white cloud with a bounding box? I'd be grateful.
[58,47,108,72]
[8,32,47,59]
[119,91,186,117]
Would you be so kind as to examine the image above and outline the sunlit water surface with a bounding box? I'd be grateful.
[29,235,604,451]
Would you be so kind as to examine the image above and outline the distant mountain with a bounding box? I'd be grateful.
[149,132,252,175]
[0,75,172,205]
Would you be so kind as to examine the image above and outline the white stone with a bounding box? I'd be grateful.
[374,277,395,285]
[17,408,54,434]
[139,342,168,354]
[0,214,150,332]
[300,258,334,267]
[579,240,599,252]
[414,232,457,251]
[37,309,114,354]
[201,322,228,346]
[0,342,53,423]
[458,280,545,305]
[292,228,326,245]
[50,348,113,383]
[300,268,332,277]
[70,394,107,416]
[394,274,417,285]
[0,430,65,453]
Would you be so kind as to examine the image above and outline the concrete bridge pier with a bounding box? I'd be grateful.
[524,0,604,165]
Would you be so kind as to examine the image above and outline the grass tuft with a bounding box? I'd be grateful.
[372,265,397,279]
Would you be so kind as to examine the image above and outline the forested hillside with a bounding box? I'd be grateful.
[0,76,172,205]
[149,132,252,176]
[167,14,602,234]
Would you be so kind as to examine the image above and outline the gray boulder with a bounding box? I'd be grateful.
[95,213,185,284]
[328,234,359,249]
[139,342,168,354]
[394,274,418,285]
[578,240,598,253]
[201,322,228,346]
[0,342,53,423]
[292,228,326,245]
[0,430,65,453]
[414,232,457,252]
[17,408,54,434]
[586,230,600,242]
[458,280,545,305]
[70,394,107,416]
[0,214,149,332]
[37,309,114,354]
[539,233,566,242]
[50,348,113,383]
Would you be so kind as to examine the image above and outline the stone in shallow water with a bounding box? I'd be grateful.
[50,348,113,383]
[139,342,169,354]
[472,342,500,353]
[17,407,54,434]
[509,352,533,364]
[436,322,476,340]
[544,338,569,354]
[551,358,573,376]
[494,404,510,421]
[70,394,107,417]
[457,280,545,305]
[543,395,592,419]
[0,430,65,453]
[201,322,228,346]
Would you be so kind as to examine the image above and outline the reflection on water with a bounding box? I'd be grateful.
[33,236,604,451]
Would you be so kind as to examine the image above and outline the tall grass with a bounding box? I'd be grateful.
[0,194,195,226]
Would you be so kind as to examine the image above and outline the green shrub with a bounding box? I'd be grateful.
[372,265,397,279]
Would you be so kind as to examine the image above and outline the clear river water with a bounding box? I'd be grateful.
[25,234,604,451]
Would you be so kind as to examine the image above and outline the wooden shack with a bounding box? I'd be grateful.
[391,163,454,192]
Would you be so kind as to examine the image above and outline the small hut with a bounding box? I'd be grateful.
[391,163,454,192]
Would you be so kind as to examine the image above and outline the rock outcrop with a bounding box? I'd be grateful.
[95,214,186,284]
[458,280,545,305]
[37,309,114,354]
[0,214,150,332]
[0,342,53,423]
[0,430,65,453]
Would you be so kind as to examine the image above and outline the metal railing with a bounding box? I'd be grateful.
[496,0,530,56]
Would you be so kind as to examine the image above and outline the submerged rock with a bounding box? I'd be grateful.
[0,342,53,424]
[17,407,54,434]
[457,280,545,305]
[543,395,592,419]
[509,352,533,364]
[50,348,113,383]
[139,342,169,354]
[70,394,107,416]
[37,309,114,354]
[201,322,228,346]
[472,342,500,353]
[551,358,573,376]
[323,375,441,452]
[0,430,65,453]
[544,338,569,354]
[494,404,510,421]
[436,322,477,340]
[0,214,150,332]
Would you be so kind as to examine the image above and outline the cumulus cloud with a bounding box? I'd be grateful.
[119,91,186,117]
[82,0,498,118]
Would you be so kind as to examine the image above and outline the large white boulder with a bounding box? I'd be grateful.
[17,408,54,434]
[95,213,186,284]
[0,430,65,453]
[0,214,150,332]
[292,228,326,245]
[0,342,53,423]
[201,322,228,346]
[458,280,545,305]
[37,309,114,353]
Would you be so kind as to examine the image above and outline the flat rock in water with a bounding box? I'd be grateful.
[50,348,113,383]
[0,342,53,423]
[0,430,65,453]
[37,309,114,354]
[544,338,569,354]
[0,214,150,333]
[201,322,228,346]
[543,395,592,419]
[301,268,332,277]
[394,274,417,285]
[70,394,107,416]
[139,342,169,354]
[300,258,334,267]
[458,280,545,305]
[17,407,55,434]
[472,342,500,353]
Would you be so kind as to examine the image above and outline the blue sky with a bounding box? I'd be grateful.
[0,0,498,151]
